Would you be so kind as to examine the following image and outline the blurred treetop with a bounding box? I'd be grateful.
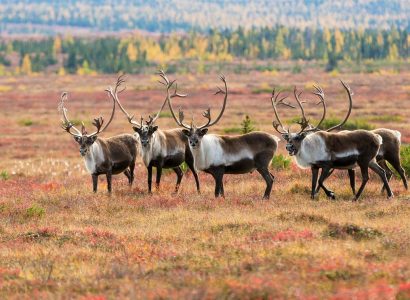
[0,26,407,75]
[0,0,408,35]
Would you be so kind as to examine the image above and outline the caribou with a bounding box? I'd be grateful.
[291,83,407,196]
[112,72,200,194]
[167,75,280,199]
[59,76,139,193]
[272,81,393,200]
[317,128,407,195]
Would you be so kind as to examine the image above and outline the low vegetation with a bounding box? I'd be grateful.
[401,145,410,176]
[320,117,375,130]
[18,118,34,127]
[0,71,408,298]
[271,154,291,170]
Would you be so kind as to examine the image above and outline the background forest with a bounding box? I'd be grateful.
[0,27,408,76]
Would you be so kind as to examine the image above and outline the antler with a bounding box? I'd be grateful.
[197,75,228,129]
[167,73,228,130]
[293,87,311,133]
[162,70,191,129]
[326,80,353,132]
[307,84,327,131]
[59,78,117,139]
[106,74,142,128]
[154,70,187,126]
[271,88,294,134]
[86,79,118,137]
[59,92,82,137]
[294,85,327,133]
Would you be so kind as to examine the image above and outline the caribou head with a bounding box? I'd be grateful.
[167,75,228,150]
[112,71,186,148]
[272,81,352,156]
[59,80,118,156]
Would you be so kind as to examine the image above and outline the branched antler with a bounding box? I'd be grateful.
[167,73,228,130]
[59,92,82,137]
[271,88,294,134]
[196,75,228,129]
[326,80,353,132]
[92,117,104,132]
[105,74,141,128]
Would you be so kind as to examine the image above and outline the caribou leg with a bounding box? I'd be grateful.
[378,160,393,194]
[315,168,335,195]
[317,167,335,199]
[369,160,393,198]
[347,169,356,195]
[124,169,132,185]
[106,169,112,193]
[156,165,163,190]
[186,156,201,193]
[354,163,370,201]
[317,168,356,196]
[147,165,153,193]
[208,167,225,198]
[387,156,408,190]
[92,174,98,193]
[311,167,319,199]
[256,167,273,199]
[172,166,183,193]
[129,160,135,185]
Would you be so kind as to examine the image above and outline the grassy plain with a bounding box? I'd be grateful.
[0,69,409,299]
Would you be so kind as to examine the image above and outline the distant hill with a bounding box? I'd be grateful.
[0,0,408,35]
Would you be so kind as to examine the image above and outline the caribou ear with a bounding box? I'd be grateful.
[282,133,290,141]
[300,132,308,138]
[133,126,142,134]
[199,128,208,136]
[182,129,191,137]
[150,125,158,133]
[91,135,98,143]
[74,136,82,143]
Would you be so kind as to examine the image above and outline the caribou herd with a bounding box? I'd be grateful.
[59,71,407,200]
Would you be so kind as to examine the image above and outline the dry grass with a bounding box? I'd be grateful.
[0,70,409,299]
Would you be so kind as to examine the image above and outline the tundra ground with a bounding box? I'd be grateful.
[0,70,409,299]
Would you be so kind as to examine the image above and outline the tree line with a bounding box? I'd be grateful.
[0,27,407,75]
[1,0,407,33]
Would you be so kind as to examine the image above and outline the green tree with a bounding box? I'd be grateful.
[241,115,255,134]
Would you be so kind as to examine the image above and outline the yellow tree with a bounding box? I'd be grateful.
[21,54,32,75]
[141,38,165,63]
[388,44,399,61]
[274,29,286,58]
[165,36,182,61]
[334,29,344,54]
[126,42,138,62]
[53,36,62,56]
[323,28,332,52]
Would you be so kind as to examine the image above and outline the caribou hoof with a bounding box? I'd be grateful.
[328,192,336,200]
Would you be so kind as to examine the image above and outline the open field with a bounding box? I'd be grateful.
[0,70,410,299]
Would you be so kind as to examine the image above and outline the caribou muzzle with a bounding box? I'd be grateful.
[141,139,150,148]
[286,143,297,156]
[80,148,88,156]
[189,140,199,148]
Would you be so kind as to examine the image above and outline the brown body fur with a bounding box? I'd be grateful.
[285,129,393,200]
[86,134,139,192]
[321,128,408,194]
[138,127,200,193]
[187,131,279,199]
